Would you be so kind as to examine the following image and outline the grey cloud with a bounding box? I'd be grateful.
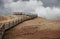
[40,0,60,7]
[0,0,60,16]
[0,0,5,14]
[13,0,29,2]
[0,0,4,8]
[0,0,12,15]
[22,0,29,1]
[13,0,19,2]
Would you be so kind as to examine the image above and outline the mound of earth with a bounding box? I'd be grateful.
[3,17,60,39]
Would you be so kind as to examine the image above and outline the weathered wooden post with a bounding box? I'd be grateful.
[9,21,13,28]
[5,22,10,30]
[0,24,5,39]
[13,20,17,26]
[16,19,18,24]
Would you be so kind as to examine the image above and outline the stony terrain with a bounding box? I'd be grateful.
[3,17,60,39]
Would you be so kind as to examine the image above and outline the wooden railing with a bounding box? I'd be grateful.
[0,14,37,39]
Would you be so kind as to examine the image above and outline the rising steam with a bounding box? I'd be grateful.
[0,0,60,20]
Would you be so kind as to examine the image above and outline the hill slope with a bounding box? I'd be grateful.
[3,17,60,39]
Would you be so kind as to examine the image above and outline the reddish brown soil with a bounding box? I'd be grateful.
[3,17,60,39]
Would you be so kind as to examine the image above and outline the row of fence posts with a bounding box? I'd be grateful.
[0,14,37,39]
[0,18,23,39]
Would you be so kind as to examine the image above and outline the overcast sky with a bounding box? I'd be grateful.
[0,0,60,14]
[0,0,60,20]
[0,0,60,7]
[40,0,60,7]
[11,0,60,7]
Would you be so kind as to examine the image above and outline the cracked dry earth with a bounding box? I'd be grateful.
[3,17,60,39]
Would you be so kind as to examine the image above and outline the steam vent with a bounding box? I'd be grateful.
[0,12,60,39]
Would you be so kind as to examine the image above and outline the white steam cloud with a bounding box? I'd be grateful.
[1,0,60,20]
[36,7,60,20]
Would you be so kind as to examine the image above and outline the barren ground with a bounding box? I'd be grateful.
[0,16,7,21]
[3,17,60,39]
